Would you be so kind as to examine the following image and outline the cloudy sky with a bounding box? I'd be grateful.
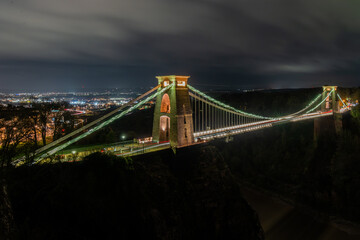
[0,0,360,90]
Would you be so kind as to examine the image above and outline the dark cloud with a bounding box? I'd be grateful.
[0,0,360,90]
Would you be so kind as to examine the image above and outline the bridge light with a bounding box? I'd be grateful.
[177,81,186,87]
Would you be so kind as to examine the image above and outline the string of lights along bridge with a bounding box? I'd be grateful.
[15,75,350,165]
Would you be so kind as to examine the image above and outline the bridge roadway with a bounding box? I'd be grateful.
[55,110,337,162]
[57,141,170,161]
[193,110,334,141]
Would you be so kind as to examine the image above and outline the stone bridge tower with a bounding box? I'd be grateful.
[315,85,342,139]
[321,86,339,112]
[152,75,194,148]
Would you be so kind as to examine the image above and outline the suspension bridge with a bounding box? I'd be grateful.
[14,75,351,164]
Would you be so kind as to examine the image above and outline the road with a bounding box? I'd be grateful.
[56,141,170,161]
[194,110,334,141]
[115,142,170,157]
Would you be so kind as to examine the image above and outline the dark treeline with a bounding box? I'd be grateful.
[0,103,76,165]
[216,105,360,222]
[209,87,360,222]
[3,146,264,240]
[210,87,360,117]
[0,103,77,239]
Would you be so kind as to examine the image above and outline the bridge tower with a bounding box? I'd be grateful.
[321,86,339,112]
[152,75,194,148]
[315,86,342,139]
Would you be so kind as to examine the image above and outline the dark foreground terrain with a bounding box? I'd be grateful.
[241,186,360,240]
[213,107,360,239]
[217,111,360,224]
[1,89,360,239]
[1,145,264,240]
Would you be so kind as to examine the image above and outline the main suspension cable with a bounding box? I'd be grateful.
[188,85,324,120]
[31,83,174,163]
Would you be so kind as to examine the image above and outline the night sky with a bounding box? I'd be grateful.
[1,0,360,91]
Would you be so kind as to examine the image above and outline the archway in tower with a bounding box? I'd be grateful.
[159,115,170,142]
[160,94,171,113]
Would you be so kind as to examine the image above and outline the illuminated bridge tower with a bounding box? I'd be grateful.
[315,86,342,139]
[152,75,194,148]
[321,86,339,113]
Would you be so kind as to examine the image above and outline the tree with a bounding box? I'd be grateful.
[350,105,360,133]
[53,107,66,141]
[351,105,360,121]
[0,109,33,239]
[105,128,116,143]
[0,115,33,167]
[28,107,40,148]
[37,104,52,146]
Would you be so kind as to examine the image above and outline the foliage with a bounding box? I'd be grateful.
[331,130,360,220]
[5,150,264,239]
[350,104,360,127]
[219,112,360,222]
[0,103,75,166]
[0,110,33,167]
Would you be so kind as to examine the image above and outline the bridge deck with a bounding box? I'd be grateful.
[194,111,334,141]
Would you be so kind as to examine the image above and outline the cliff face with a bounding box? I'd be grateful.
[6,145,264,240]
